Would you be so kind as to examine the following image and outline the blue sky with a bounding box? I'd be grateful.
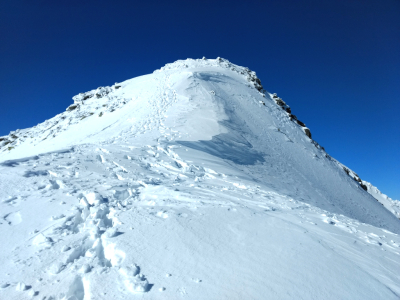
[1,0,399,199]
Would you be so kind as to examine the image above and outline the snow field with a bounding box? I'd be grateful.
[1,142,399,299]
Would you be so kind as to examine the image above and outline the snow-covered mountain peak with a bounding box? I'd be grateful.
[0,58,398,227]
[156,57,265,91]
[0,57,267,159]
[156,57,239,72]
[1,58,399,299]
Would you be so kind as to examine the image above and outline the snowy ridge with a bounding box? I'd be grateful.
[0,83,129,154]
[362,180,400,218]
[1,58,400,299]
[0,57,380,207]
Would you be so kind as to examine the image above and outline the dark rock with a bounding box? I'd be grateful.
[275,99,285,106]
[360,183,368,191]
[256,85,264,92]
[311,140,325,151]
[304,128,312,139]
[67,104,78,111]
[297,120,306,127]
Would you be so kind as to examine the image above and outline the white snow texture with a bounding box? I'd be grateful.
[0,57,399,299]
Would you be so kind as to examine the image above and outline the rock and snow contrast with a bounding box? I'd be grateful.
[0,58,399,299]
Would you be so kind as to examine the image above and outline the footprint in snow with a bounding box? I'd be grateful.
[62,276,85,300]
[120,265,150,293]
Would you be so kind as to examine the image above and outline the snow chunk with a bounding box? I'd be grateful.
[124,275,149,293]
[84,192,104,206]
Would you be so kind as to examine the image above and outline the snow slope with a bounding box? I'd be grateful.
[0,58,399,299]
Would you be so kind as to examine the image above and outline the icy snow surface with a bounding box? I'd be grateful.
[1,58,399,299]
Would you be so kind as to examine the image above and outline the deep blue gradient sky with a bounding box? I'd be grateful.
[1,0,399,199]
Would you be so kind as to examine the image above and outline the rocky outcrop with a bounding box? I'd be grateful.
[0,82,127,154]
[342,166,369,192]
[245,69,264,92]
[66,104,79,111]
[72,86,114,104]
[270,93,312,140]
[303,128,312,139]
[0,130,21,151]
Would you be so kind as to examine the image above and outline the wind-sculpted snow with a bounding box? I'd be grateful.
[0,58,399,299]
[1,142,399,299]
[178,132,265,165]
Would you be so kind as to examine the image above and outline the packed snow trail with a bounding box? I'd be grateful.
[0,58,399,299]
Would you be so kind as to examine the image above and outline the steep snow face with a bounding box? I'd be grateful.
[1,58,400,299]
